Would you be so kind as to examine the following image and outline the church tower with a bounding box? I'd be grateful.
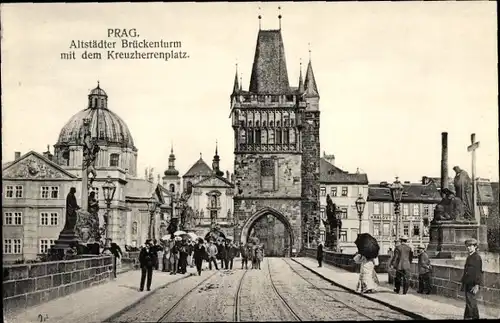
[212,141,224,177]
[162,144,181,193]
[231,13,321,252]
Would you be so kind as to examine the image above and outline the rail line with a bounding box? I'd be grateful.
[233,269,249,322]
[267,260,302,321]
[156,271,218,322]
[283,258,392,321]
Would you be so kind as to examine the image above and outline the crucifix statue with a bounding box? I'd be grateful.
[467,133,480,223]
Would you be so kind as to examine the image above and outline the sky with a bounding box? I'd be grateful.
[1,2,498,184]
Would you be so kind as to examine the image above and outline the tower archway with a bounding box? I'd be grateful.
[240,207,294,257]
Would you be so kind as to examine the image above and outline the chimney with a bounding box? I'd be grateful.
[404,181,411,184]
[441,132,448,193]
[14,152,21,160]
[323,153,335,166]
[422,176,428,185]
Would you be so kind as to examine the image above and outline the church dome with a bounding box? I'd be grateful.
[56,84,136,149]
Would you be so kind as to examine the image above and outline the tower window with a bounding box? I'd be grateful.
[260,159,275,191]
[255,129,261,144]
[276,130,282,144]
[169,184,175,192]
[248,130,254,144]
[283,129,289,144]
[110,153,120,167]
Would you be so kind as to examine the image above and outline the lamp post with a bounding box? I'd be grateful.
[390,177,404,241]
[147,194,159,240]
[335,209,342,252]
[102,175,116,244]
[355,194,366,235]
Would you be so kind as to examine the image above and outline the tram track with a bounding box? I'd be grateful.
[267,259,303,321]
[156,271,218,322]
[233,268,248,322]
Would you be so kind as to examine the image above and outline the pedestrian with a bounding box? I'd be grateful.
[152,239,160,270]
[206,240,219,270]
[138,240,156,292]
[390,235,412,295]
[226,241,237,270]
[461,238,483,320]
[179,239,188,274]
[193,238,206,276]
[317,240,324,267]
[169,237,180,275]
[240,243,249,269]
[186,240,194,268]
[354,253,379,294]
[417,244,432,294]
[219,241,227,269]
[255,246,263,270]
[162,242,171,272]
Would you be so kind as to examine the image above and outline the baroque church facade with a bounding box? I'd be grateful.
[2,84,167,262]
[230,19,321,254]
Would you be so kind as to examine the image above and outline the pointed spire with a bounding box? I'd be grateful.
[200,152,202,159]
[304,46,319,98]
[278,6,282,30]
[298,58,304,93]
[232,63,239,94]
[258,7,262,30]
[165,142,179,176]
[170,141,174,154]
[239,74,242,92]
[97,80,100,88]
[215,140,219,156]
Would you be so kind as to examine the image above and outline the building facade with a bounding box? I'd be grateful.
[2,84,164,263]
[366,178,441,254]
[231,22,321,253]
[319,155,369,254]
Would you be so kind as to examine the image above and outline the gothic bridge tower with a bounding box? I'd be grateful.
[230,14,320,254]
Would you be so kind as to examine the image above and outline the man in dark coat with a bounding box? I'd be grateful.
[218,242,227,269]
[225,241,237,270]
[193,238,206,276]
[240,243,249,270]
[417,244,432,294]
[138,240,156,292]
[317,240,324,267]
[178,240,189,274]
[390,235,412,294]
[151,239,161,270]
[461,239,483,320]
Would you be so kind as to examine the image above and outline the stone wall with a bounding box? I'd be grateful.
[303,248,500,308]
[387,259,500,307]
[3,255,114,315]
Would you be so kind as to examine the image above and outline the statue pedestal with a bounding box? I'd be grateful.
[427,221,488,258]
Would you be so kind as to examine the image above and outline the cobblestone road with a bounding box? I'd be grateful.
[110,258,416,322]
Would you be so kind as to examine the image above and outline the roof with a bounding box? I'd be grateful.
[2,151,78,179]
[319,158,368,184]
[367,181,442,203]
[303,60,319,98]
[194,175,234,188]
[124,179,165,204]
[183,158,213,178]
[249,30,290,94]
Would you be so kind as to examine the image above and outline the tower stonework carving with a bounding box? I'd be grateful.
[231,24,321,253]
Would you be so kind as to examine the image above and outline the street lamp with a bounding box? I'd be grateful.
[147,194,159,240]
[390,177,404,241]
[355,194,366,234]
[335,209,343,252]
[102,175,116,243]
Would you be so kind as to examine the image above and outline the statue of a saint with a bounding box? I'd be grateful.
[432,188,467,222]
[453,166,474,219]
[83,126,100,187]
[64,187,80,231]
[227,209,232,221]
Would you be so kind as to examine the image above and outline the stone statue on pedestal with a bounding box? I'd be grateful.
[453,166,474,220]
[433,188,465,222]
[83,126,100,188]
[64,187,80,231]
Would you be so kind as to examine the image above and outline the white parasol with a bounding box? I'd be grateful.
[174,230,187,236]
[187,232,198,240]
[161,235,171,241]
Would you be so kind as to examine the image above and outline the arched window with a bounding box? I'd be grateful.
[277,121,281,127]
[211,195,217,208]
[110,153,120,167]
[276,130,282,144]
[263,121,267,127]
[283,129,289,144]
[248,130,254,144]
[255,129,261,144]
[270,121,274,127]
[248,120,252,127]
[169,183,175,192]
[132,221,138,235]
[255,120,260,127]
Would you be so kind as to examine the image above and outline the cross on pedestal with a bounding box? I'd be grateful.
[467,133,480,223]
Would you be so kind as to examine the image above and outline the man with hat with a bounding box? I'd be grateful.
[138,239,156,292]
[390,235,412,294]
[461,238,483,320]
[417,244,432,294]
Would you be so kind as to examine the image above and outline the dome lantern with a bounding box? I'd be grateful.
[88,81,108,110]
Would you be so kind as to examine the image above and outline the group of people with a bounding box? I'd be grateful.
[137,236,267,291]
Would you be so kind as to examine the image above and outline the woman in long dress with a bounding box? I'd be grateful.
[354,253,379,293]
